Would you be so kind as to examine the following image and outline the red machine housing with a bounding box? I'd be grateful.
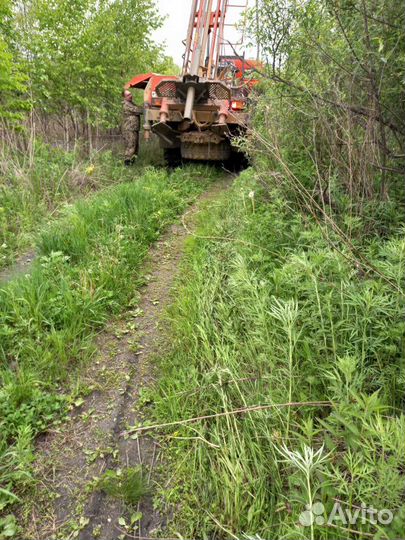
[126,1,261,165]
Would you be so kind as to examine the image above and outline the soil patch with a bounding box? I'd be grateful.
[20,177,232,540]
[0,250,36,284]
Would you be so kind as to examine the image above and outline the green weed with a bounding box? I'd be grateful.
[150,170,405,539]
[96,467,149,506]
[0,162,219,529]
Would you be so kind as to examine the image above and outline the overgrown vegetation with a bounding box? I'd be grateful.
[151,170,404,539]
[0,138,163,270]
[247,0,404,206]
[0,0,174,270]
[0,164,216,529]
[1,0,404,538]
[146,2,404,537]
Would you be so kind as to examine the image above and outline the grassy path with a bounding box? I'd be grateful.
[0,164,218,537]
[146,170,404,540]
[3,165,404,540]
[16,175,231,540]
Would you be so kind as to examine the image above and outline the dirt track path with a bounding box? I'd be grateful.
[23,177,231,540]
[0,250,35,284]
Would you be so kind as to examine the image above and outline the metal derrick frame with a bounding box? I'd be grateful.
[182,0,249,81]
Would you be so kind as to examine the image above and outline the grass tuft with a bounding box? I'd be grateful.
[96,467,149,507]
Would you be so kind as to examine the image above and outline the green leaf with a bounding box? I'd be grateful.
[130,512,142,524]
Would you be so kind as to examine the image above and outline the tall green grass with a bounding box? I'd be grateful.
[0,164,218,529]
[151,170,405,539]
[0,138,163,270]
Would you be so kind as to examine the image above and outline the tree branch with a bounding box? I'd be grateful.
[226,40,405,138]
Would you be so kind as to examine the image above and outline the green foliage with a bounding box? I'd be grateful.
[247,0,405,213]
[2,0,176,130]
[14,0,164,127]
[96,467,149,506]
[151,170,405,539]
[0,0,27,123]
[0,514,17,539]
[0,139,165,270]
[0,163,217,523]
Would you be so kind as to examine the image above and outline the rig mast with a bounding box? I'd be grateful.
[126,0,261,165]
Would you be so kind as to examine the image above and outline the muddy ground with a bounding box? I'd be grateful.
[20,177,231,540]
[0,250,36,284]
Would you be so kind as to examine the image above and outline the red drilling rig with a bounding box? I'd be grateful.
[126,0,261,166]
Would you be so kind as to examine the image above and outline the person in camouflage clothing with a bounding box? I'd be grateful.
[122,90,142,165]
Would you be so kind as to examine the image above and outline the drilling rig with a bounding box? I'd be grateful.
[126,0,261,166]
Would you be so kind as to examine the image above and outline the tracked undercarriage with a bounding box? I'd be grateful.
[126,0,262,165]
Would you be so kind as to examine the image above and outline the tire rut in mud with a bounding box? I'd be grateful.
[22,177,232,540]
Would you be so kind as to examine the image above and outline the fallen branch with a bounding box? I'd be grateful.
[114,527,195,540]
[326,523,375,539]
[126,401,333,434]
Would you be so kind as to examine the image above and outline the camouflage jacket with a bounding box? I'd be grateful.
[122,100,142,131]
